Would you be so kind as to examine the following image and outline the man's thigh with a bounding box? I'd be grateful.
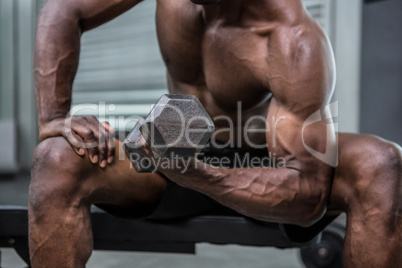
[48,136,168,216]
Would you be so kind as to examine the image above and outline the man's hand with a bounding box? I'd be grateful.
[39,116,115,168]
[133,133,210,187]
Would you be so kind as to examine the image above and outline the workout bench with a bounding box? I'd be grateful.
[0,205,345,268]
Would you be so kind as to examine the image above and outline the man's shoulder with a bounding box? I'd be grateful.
[156,0,200,18]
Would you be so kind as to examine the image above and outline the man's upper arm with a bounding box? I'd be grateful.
[41,0,142,32]
[265,20,336,180]
[35,0,142,125]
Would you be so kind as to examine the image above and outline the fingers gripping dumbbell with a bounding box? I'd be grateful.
[122,94,215,172]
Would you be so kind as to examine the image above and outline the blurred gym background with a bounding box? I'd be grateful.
[0,0,400,267]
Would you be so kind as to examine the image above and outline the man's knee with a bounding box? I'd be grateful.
[366,138,401,209]
[341,135,401,213]
[341,134,401,179]
[357,136,401,182]
[31,137,86,177]
[372,140,402,212]
[30,137,89,212]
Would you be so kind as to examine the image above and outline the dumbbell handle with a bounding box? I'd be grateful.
[123,118,156,173]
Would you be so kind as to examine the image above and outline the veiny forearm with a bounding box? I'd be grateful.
[34,4,81,128]
[205,168,326,225]
[34,0,141,129]
[163,161,328,226]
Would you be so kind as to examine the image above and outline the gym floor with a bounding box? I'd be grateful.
[0,174,304,268]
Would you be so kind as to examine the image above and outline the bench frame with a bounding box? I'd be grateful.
[0,206,345,268]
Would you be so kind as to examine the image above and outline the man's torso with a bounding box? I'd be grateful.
[155,0,295,147]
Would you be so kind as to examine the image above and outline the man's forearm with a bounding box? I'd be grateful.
[161,160,328,226]
[34,0,141,129]
[34,3,80,127]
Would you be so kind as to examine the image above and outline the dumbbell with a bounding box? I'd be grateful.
[122,94,215,172]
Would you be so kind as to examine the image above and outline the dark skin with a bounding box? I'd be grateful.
[30,0,401,267]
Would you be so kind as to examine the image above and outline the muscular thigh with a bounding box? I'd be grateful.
[33,136,168,213]
[85,138,167,208]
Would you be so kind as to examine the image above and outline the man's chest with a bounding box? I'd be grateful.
[156,1,272,110]
[155,1,277,145]
[202,25,271,98]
